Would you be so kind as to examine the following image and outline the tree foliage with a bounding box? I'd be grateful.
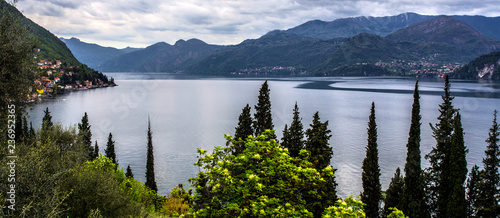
[253,81,274,138]
[383,168,404,218]
[283,102,305,158]
[323,196,366,218]
[234,104,254,154]
[466,164,480,217]
[105,133,117,164]
[401,81,427,218]
[145,117,158,192]
[189,130,331,217]
[78,112,93,160]
[477,110,500,217]
[361,102,382,218]
[425,74,457,216]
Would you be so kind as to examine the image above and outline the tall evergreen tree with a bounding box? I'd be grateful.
[42,107,53,129]
[305,111,332,170]
[145,117,158,192]
[383,168,404,218]
[425,74,456,216]
[14,110,22,141]
[281,124,290,150]
[304,111,337,217]
[22,115,28,141]
[477,110,500,216]
[126,165,134,179]
[361,102,382,218]
[284,102,305,158]
[442,112,467,217]
[253,81,274,137]
[401,81,427,218]
[235,104,253,140]
[78,112,92,159]
[92,140,99,159]
[466,165,480,217]
[105,133,116,164]
[234,104,253,154]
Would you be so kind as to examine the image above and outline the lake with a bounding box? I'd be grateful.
[26,73,500,198]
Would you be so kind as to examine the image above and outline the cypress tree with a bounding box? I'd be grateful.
[305,111,333,170]
[22,115,28,140]
[253,80,274,137]
[126,165,134,179]
[235,104,253,140]
[105,133,116,164]
[29,121,35,143]
[443,112,467,217]
[426,74,456,216]
[304,111,337,217]
[14,110,22,141]
[285,102,305,158]
[361,102,382,218]
[281,124,290,150]
[145,117,158,192]
[42,107,53,129]
[466,165,480,217]
[234,104,253,154]
[93,140,99,159]
[401,81,427,218]
[383,168,404,218]
[477,110,500,216]
[78,112,92,159]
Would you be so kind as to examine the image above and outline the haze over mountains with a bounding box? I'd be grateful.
[63,12,500,76]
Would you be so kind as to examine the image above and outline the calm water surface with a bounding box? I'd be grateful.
[27,73,500,197]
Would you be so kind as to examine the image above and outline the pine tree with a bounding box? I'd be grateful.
[285,102,305,158]
[42,107,53,129]
[303,111,337,217]
[383,168,404,218]
[234,104,253,154]
[466,165,480,217]
[426,74,456,216]
[401,81,427,218]
[105,133,116,164]
[477,110,500,216]
[443,112,467,217]
[78,112,92,159]
[92,140,99,159]
[145,117,158,192]
[281,124,290,150]
[126,165,134,179]
[253,81,274,137]
[235,104,253,140]
[29,121,35,142]
[22,115,28,141]
[361,102,382,218]
[14,110,22,141]
[305,111,332,170]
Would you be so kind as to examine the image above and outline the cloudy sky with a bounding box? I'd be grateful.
[16,0,500,48]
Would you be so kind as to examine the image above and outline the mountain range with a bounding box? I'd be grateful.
[60,12,500,76]
[60,37,141,70]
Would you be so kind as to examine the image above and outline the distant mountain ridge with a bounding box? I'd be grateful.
[65,12,500,77]
[98,39,224,72]
[281,12,500,41]
[61,37,141,70]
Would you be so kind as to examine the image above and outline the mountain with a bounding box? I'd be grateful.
[190,16,500,76]
[453,51,500,79]
[61,37,141,69]
[0,0,80,65]
[98,39,224,72]
[280,12,500,41]
[386,16,500,62]
[188,32,343,75]
[283,12,433,39]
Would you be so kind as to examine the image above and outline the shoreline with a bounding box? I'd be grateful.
[29,83,118,103]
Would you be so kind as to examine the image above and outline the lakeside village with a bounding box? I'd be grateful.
[32,59,115,101]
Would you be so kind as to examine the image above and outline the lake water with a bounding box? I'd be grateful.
[26,73,500,198]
